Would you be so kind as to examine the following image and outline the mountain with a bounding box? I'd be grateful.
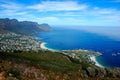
[0,18,51,35]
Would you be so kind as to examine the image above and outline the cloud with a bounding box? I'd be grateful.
[0,0,120,26]
[92,8,120,22]
[87,7,119,16]
[0,2,22,10]
[27,1,88,11]
[93,8,114,15]
[0,1,28,17]
[26,16,83,25]
[49,7,120,22]
[82,8,120,26]
[100,15,120,22]
[36,17,59,22]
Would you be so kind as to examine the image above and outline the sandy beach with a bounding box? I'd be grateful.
[90,56,104,68]
[40,42,104,68]
[40,42,57,51]
[40,42,47,50]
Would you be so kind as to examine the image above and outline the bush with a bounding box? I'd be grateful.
[4,68,20,78]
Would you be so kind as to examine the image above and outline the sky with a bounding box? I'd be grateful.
[0,0,120,26]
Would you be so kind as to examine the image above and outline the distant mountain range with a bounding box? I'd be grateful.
[0,18,51,35]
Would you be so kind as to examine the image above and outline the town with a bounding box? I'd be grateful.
[0,31,41,52]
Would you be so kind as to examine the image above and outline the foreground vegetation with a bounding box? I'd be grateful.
[0,50,120,80]
[0,51,80,71]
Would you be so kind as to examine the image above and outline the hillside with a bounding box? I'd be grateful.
[0,18,51,35]
[0,51,120,80]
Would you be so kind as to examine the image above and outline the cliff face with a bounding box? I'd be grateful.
[0,18,51,35]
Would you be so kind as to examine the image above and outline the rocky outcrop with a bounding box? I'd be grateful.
[0,60,48,80]
[86,67,96,77]
[86,66,107,78]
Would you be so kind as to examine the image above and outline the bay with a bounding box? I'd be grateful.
[36,27,120,67]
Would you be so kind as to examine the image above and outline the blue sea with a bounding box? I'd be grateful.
[36,27,120,67]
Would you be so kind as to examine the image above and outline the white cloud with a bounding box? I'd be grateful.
[0,0,120,26]
[53,12,84,17]
[37,17,59,22]
[33,17,60,24]
[94,9,113,15]
[0,9,28,17]
[30,17,85,25]
[27,1,88,11]
[92,8,120,22]
[100,15,120,22]
[91,7,119,15]
[83,8,120,25]
[0,2,22,10]
[0,1,29,17]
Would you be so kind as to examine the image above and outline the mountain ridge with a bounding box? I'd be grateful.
[0,18,51,35]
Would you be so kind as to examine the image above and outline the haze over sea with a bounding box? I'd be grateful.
[36,26,120,67]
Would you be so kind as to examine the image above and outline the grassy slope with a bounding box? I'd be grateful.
[0,51,120,80]
[0,51,80,72]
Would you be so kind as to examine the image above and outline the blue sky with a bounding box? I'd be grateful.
[0,0,120,26]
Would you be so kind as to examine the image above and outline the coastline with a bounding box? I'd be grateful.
[90,56,104,68]
[40,42,57,51]
[40,42,104,68]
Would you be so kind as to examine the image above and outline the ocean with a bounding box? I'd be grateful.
[36,27,120,67]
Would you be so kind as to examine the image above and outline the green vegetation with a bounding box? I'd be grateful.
[0,50,80,72]
[0,50,120,79]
